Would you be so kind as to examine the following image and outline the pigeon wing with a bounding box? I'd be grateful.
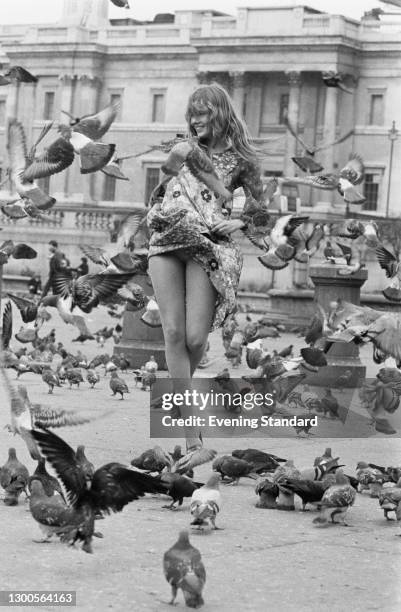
[74,103,119,140]
[376,244,398,278]
[24,137,75,181]
[31,428,87,506]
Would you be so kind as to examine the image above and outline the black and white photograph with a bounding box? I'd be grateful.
[0,0,400,610]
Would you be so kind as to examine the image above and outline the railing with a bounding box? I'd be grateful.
[0,202,146,234]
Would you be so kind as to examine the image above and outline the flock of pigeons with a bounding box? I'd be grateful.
[1,431,401,608]
[0,60,400,608]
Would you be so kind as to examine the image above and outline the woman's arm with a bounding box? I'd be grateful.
[235,159,270,233]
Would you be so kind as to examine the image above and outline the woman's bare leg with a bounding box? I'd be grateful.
[148,254,189,378]
[183,261,217,447]
[148,254,199,446]
[185,260,217,375]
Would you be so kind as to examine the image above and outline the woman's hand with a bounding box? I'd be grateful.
[211,219,245,236]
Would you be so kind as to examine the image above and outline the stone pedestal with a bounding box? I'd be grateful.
[306,263,368,387]
[113,276,167,370]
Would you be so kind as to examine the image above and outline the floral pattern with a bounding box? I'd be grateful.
[147,146,265,330]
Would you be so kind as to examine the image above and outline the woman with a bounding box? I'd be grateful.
[147,83,268,452]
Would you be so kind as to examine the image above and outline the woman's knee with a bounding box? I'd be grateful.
[164,325,186,347]
[186,332,206,355]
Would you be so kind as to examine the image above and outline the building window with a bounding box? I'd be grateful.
[109,92,123,120]
[43,92,55,120]
[369,94,384,126]
[144,167,161,205]
[103,174,116,201]
[151,91,166,123]
[279,93,289,125]
[363,173,380,211]
[281,182,299,212]
[0,100,5,125]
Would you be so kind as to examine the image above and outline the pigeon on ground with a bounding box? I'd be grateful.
[0,448,29,505]
[231,449,286,473]
[32,428,167,553]
[190,474,222,530]
[109,371,129,399]
[28,459,65,501]
[378,478,401,521]
[313,470,356,526]
[212,455,258,485]
[163,530,206,608]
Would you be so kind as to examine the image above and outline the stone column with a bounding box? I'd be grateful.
[58,74,77,198]
[78,75,102,202]
[113,275,167,370]
[283,71,302,175]
[245,73,264,137]
[229,71,246,117]
[320,84,338,203]
[307,263,368,387]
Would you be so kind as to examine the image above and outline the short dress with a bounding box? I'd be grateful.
[147,146,266,331]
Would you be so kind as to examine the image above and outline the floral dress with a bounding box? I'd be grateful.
[147,146,267,330]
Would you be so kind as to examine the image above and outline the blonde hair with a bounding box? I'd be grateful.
[185,82,258,163]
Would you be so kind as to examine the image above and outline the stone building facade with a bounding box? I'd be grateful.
[0,0,399,293]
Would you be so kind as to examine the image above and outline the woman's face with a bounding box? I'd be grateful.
[190,109,212,142]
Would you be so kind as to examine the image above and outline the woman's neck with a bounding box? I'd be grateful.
[199,136,230,154]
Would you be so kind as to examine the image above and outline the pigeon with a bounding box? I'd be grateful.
[190,474,222,530]
[41,367,62,394]
[328,300,401,366]
[110,0,130,7]
[378,477,401,521]
[0,447,29,505]
[28,459,65,501]
[141,297,162,327]
[41,294,95,338]
[100,152,132,181]
[356,462,388,497]
[322,71,354,94]
[87,369,100,389]
[65,368,84,389]
[163,530,206,608]
[0,65,37,85]
[375,243,401,302]
[212,456,258,485]
[278,477,335,511]
[53,270,135,313]
[29,480,81,544]
[272,460,301,510]
[258,214,309,270]
[31,428,167,553]
[161,139,232,200]
[7,293,38,323]
[255,478,279,509]
[231,449,286,472]
[131,446,172,474]
[59,102,119,174]
[0,240,37,265]
[289,224,325,263]
[79,243,147,276]
[314,448,333,467]
[283,154,365,204]
[7,120,58,209]
[0,372,110,459]
[284,112,354,171]
[313,470,356,526]
[109,371,129,399]
[160,474,203,510]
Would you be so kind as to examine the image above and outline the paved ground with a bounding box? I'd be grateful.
[0,305,400,612]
